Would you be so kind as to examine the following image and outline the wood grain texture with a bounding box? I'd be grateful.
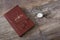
[0,0,60,40]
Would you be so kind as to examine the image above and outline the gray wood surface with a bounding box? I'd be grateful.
[0,0,60,40]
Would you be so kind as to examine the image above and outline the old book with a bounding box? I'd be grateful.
[4,5,34,37]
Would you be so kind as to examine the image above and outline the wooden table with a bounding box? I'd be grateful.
[1,0,60,40]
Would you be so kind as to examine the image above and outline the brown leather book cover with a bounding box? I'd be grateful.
[4,5,34,37]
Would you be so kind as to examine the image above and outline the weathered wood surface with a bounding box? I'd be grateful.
[0,0,60,40]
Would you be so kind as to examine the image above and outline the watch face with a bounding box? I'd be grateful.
[4,5,34,37]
